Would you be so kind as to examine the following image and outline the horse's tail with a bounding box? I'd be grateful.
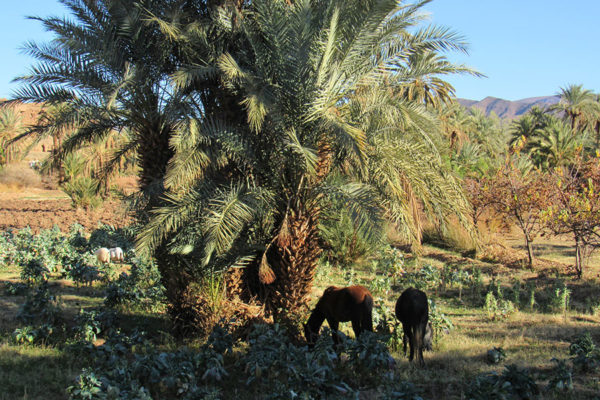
[363,294,374,332]
[412,321,425,363]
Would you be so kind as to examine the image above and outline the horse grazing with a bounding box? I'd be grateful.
[304,285,374,345]
[395,287,433,366]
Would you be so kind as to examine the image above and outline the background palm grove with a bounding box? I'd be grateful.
[1,0,600,399]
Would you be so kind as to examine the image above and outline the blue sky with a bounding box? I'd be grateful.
[422,0,600,100]
[1,1,599,101]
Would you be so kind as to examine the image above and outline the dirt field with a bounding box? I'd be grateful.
[0,198,132,232]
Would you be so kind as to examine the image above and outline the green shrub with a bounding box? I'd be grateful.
[344,331,393,379]
[67,369,106,400]
[550,281,570,314]
[428,299,453,340]
[319,199,385,267]
[62,177,102,210]
[4,281,29,296]
[86,223,135,253]
[484,291,515,321]
[12,324,55,345]
[73,310,104,343]
[17,281,62,325]
[546,358,573,392]
[373,303,403,352]
[569,332,600,373]
[486,347,507,364]
[0,230,18,267]
[104,257,166,312]
[398,264,442,290]
[21,259,51,284]
[466,364,539,400]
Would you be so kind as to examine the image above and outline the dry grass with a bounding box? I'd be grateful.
[0,163,44,191]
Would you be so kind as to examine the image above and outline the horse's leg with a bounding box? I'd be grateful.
[362,307,373,332]
[327,318,340,345]
[408,326,416,362]
[401,323,409,356]
[351,318,361,339]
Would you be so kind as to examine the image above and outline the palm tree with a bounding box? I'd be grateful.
[137,0,475,326]
[8,0,239,325]
[465,107,507,156]
[551,84,595,131]
[437,101,470,151]
[0,108,23,165]
[9,0,224,205]
[528,119,582,170]
[395,51,482,110]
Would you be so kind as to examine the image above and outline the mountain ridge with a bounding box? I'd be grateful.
[457,95,560,120]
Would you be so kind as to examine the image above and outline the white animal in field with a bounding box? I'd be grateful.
[109,247,124,263]
[95,247,111,264]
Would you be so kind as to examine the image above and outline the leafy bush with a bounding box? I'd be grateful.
[12,324,54,345]
[4,281,29,296]
[244,323,355,397]
[487,347,507,364]
[373,303,403,352]
[398,264,442,290]
[21,259,51,284]
[546,358,573,392]
[0,230,18,267]
[466,364,539,400]
[104,256,166,312]
[68,328,228,399]
[484,291,516,321]
[371,247,405,277]
[73,310,104,343]
[343,331,394,384]
[17,281,62,325]
[87,223,134,252]
[569,332,600,372]
[61,252,102,286]
[7,226,84,275]
[67,369,107,400]
[62,176,102,210]
[550,281,571,314]
[319,200,385,267]
[428,299,453,339]
[441,265,472,299]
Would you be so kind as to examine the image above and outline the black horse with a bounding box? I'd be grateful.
[304,285,374,345]
[395,287,433,366]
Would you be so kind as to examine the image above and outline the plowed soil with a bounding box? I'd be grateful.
[0,196,132,232]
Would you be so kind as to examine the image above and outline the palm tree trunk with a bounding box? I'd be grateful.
[137,128,195,333]
[263,137,331,324]
[266,203,322,323]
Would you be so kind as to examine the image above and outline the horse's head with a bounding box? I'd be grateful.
[423,321,433,351]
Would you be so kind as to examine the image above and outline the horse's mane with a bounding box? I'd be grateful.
[323,286,339,295]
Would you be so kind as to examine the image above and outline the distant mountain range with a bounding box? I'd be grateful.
[457,96,560,120]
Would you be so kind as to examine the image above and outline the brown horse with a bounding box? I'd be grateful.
[304,285,374,345]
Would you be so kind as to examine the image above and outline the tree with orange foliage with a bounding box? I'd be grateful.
[483,160,552,267]
[544,155,600,278]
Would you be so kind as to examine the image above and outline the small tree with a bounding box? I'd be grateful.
[544,156,600,278]
[463,177,492,229]
[484,159,552,267]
